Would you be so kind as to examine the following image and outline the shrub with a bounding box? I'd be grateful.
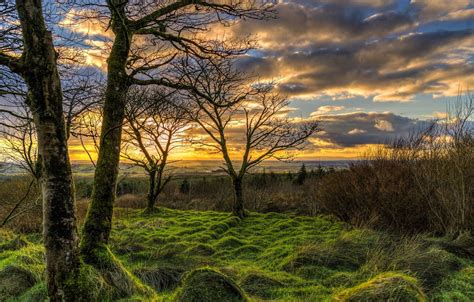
[317,95,473,235]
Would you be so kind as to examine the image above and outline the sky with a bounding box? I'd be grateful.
[3,0,474,162]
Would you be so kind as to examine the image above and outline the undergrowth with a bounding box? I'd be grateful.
[1,208,473,301]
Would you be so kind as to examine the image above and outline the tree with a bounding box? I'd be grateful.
[0,102,41,227]
[78,0,274,261]
[122,87,188,212]
[182,58,321,218]
[295,163,307,185]
[0,75,102,227]
[180,178,191,194]
[0,0,81,299]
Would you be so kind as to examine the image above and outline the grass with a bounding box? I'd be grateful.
[1,208,473,301]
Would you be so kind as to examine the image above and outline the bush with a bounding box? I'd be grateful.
[317,96,474,235]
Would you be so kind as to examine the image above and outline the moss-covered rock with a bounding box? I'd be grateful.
[431,266,474,301]
[394,247,462,288]
[134,266,185,291]
[0,265,37,298]
[334,272,426,302]
[282,230,381,272]
[175,268,247,302]
[240,272,284,298]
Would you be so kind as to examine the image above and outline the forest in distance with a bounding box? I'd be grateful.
[0,0,473,301]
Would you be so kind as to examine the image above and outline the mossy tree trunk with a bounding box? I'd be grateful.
[146,168,158,210]
[232,177,245,219]
[80,9,131,262]
[145,160,170,212]
[15,0,80,300]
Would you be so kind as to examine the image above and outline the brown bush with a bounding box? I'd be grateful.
[316,96,474,234]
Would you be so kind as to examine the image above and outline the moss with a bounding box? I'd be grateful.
[63,262,114,301]
[154,243,188,259]
[393,246,462,288]
[0,229,15,243]
[0,265,37,298]
[213,236,245,249]
[0,236,28,252]
[334,272,426,302]
[80,245,155,300]
[18,282,47,302]
[186,243,216,256]
[3,207,473,301]
[323,271,359,288]
[432,266,474,301]
[282,229,381,273]
[232,245,262,256]
[175,268,247,302]
[134,266,185,292]
[240,272,284,299]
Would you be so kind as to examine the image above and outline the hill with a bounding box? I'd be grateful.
[1,208,473,301]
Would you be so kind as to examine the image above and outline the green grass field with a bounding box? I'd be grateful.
[1,208,473,301]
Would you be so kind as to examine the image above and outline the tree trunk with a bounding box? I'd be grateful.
[16,0,80,299]
[146,169,157,211]
[232,177,245,218]
[80,19,131,262]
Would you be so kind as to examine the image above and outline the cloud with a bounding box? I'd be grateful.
[348,128,367,135]
[311,112,427,148]
[374,120,394,132]
[310,105,345,116]
[232,1,474,102]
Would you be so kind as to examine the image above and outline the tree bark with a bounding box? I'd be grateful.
[80,17,131,262]
[146,169,158,211]
[232,177,245,218]
[15,0,80,300]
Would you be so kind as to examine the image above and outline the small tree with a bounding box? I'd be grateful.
[180,179,191,195]
[183,58,321,218]
[295,163,307,185]
[122,87,188,212]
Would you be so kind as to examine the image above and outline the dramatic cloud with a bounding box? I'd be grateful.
[233,1,474,101]
[313,112,427,148]
[54,1,473,160]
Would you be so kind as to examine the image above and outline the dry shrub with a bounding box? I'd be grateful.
[317,95,474,234]
[0,177,42,233]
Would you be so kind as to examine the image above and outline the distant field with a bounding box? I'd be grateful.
[0,160,352,177]
[1,208,473,301]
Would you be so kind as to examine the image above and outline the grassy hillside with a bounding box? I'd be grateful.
[1,208,473,301]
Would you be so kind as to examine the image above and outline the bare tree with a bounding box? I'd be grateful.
[77,0,274,263]
[0,102,41,227]
[122,87,188,212]
[182,58,321,218]
[0,74,102,228]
